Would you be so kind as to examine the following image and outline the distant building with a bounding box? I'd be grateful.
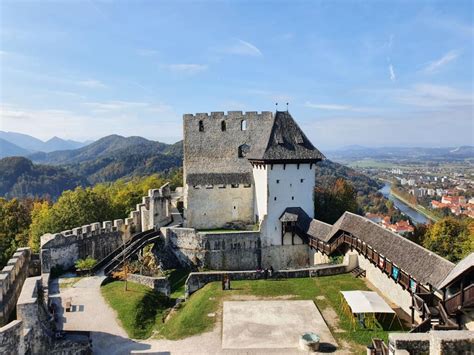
[408,179,416,186]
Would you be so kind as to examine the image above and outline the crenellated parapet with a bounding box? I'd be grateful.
[0,248,31,326]
[39,183,173,273]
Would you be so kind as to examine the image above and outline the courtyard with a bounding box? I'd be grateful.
[55,273,408,354]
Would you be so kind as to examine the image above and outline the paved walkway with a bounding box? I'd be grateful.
[55,275,343,354]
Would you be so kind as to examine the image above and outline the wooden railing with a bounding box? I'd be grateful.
[444,283,474,315]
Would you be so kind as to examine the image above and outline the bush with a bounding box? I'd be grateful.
[75,257,97,271]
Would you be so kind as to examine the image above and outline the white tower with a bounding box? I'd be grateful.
[248,111,324,246]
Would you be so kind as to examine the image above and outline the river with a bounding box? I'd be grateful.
[379,183,430,225]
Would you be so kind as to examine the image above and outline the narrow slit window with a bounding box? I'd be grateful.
[199,120,204,132]
[241,119,247,131]
[221,120,226,131]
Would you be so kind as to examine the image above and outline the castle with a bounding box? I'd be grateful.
[183,110,323,246]
[1,110,473,354]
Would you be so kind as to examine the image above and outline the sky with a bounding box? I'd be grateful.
[0,0,473,150]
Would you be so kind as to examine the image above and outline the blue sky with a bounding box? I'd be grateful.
[0,0,473,149]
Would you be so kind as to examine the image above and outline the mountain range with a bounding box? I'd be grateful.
[0,131,89,157]
[0,134,183,199]
[324,145,474,162]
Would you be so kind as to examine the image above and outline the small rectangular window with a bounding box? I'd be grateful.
[243,184,251,188]
[276,179,280,184]
[274,197,277,201]
[218,184,226,189]
[193,185,201,189]
[292,196,294,200]
[231,184,239,188]
[205,185,214,189]
[300,179,304,183]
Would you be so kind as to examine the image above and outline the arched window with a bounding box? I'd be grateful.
[241,119,247,131]
[199,120,204,132]
[221,120,226,131]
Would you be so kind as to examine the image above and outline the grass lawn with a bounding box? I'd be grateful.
[101,280,173,339]
[102,274,408,351]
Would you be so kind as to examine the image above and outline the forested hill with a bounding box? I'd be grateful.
[315,159,383,194]
[0,157,87,199]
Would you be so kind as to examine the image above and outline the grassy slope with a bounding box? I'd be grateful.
[101,281,173,339]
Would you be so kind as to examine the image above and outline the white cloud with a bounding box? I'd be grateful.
[84,100,172,114]
[77,79,107,89]
[167,64,208,74]
[423,50,459,73]
[389,64,396,81]
[396,83,473,107]
[226,39,263,57]
[305,102,352,111]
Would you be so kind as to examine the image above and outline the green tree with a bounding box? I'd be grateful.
[314,178,359,224]
[28,201,53,252]
[423,217,474,262]
[0,198,32,267]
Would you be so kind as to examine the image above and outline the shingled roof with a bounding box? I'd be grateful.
[247,111,325,163]
[280,208,455,287]
[186,173,253,186]
[438,253,474,289]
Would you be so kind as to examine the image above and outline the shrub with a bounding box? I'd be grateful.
[75,257,97,270]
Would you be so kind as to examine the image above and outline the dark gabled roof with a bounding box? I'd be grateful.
[281,208,455,287]
[329,212,455,287]
[247,111,325,163]
[438,253,474,290]
[186,173,252,186]
[280,207,332,241]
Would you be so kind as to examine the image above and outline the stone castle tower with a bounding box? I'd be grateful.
[182,110,324,246]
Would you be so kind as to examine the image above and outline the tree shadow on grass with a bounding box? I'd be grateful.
[133,289,174,338]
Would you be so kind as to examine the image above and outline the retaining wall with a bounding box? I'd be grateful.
[127,274,170,297]
[0,247,31,326]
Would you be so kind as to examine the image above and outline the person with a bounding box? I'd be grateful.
[264,268,268,279]
[269,266,274,278]
[222,275,226,290]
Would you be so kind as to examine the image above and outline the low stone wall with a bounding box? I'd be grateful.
[0,275,91,354]
[185,263,348,298]
[0,247,31,326]
[389,330,474,354]
[127,274,170,297]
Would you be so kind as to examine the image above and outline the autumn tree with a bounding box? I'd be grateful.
[423,217,474,262]
[314,178,359,224]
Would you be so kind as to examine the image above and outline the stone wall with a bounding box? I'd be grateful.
[127,274,170,297]
[40,183,172,273]
[163,226,327,271]
[0,247,31,326]
[354,251,419,322]
[389,330,474,354]
[185,263,348,298]
[41,225,123,273]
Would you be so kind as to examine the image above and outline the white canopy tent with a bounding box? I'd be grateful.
[340,291,402,330]
[340,291,395,314]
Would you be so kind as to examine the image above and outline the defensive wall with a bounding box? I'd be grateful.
[184,255,356,297]
[40,184,172,273]
[0,247,31,326]
[0,275,90,354]
[161,225,316,271]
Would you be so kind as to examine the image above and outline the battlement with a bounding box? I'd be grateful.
[183,111,272,122]
[0,248,31,325]
[39,183,173,273]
